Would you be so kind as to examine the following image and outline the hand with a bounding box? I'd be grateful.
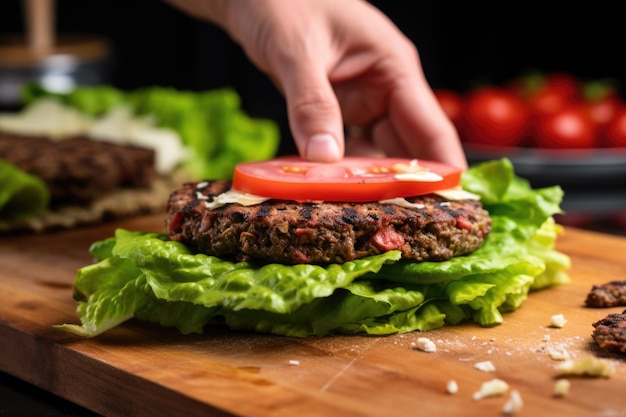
[166,0,467,168]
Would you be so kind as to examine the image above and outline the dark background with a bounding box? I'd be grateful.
[2,0,625,155]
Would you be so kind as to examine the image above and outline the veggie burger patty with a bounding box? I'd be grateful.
[165,180,492,265]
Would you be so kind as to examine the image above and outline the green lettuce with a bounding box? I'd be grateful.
[0,160,49,221]
[23,84,280,180]
[56,158,570,338]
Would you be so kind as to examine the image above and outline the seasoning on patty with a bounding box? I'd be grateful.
[165,179,492,265]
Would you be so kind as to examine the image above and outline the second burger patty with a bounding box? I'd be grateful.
[166,180,492,265]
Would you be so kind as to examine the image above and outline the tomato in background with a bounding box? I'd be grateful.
[511,72,581,118]
[603,107,626,147]
[541,72,582,99]
[433,89,464,128]
[528,87,575,118]
[511,72,580,99]
[533,104,598,148]
[586,95,620,127]
[583,81,621,128]
[460,87,531,147]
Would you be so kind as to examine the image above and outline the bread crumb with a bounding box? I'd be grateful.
[474,360,496,372]
[472,378,509,400]
[547,348,570,361]
[288,360,300,366]
[556,357,614,378]
[502,390,523,415]
[415,337,437,353]
[553,379,571,397]
[549,313,567,328]
[446,380,458,394]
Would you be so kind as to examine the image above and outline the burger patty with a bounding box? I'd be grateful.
[0,131,155,206]
[585,281,626,308]
[592,310,626,354]
[165,180,492,265]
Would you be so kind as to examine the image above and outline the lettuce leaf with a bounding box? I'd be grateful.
[56,158,571,338]
[23,84,280,180]
[0,160,49,221]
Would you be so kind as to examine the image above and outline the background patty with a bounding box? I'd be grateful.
[0,131,155,206]
[166,180,492,265]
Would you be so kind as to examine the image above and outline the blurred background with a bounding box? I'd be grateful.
[1,0,625,234]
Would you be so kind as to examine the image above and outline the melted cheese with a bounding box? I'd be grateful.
[203,189,270,210]
[203,185,481,210]
[379,197,425,209]
[434,187,481,201]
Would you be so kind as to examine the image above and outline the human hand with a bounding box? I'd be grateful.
[166,0,467,169]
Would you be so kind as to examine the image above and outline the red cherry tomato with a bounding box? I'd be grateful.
[434,89,464,128]
[603,107,626,147]
[513,72,581,118]
[460,87,531,147]
[232,156,463,202]
[586,95,620,127]
[510,72,580,99]
[529,87,576,118]
[583,81,621,128]
[542,72,581,99]
[533,104,598,148]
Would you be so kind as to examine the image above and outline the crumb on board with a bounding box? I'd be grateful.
[553,379,571,397]
[472,378,509,401]
[446,380,458,394]
[547,348,570,361]
[502,390,523,415]
[414,337,437,353]
[549,313,567,328]
[474,360,496,372]
[288,360,300,366]
[556,357,614,378]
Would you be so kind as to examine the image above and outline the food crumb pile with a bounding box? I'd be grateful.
[402,304,623,415]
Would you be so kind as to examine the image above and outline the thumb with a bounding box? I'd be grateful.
[281,66,345,162]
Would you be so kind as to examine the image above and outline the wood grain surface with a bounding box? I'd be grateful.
[1,214,625,417]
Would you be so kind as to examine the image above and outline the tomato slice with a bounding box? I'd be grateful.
[232,156,462,202]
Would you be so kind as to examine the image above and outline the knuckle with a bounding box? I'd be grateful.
[290,89,339,121]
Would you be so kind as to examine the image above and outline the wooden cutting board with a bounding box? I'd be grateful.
[1,214,625,417]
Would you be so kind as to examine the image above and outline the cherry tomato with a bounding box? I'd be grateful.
[586,95,620,127]
[510,72,580,100]
[460,87,531,147]
[533,104,598,148]
[542,72,581,100]
[232,156,462,202]
[513,72,581,118]
[434,89,464,128]
[603,107,626,147]
[583,81,621,128]
[529,87,576,118]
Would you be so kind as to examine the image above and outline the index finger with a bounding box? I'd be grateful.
[389,76,468,170]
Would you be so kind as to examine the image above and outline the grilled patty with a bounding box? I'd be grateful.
[592,310,626,354]
[585,281,626,308]
[0,131,155,206]
[165,180,492,265]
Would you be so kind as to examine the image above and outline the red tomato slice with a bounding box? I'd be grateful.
[232,156,462,202]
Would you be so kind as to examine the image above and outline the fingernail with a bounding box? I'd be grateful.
[306,134,342,162]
